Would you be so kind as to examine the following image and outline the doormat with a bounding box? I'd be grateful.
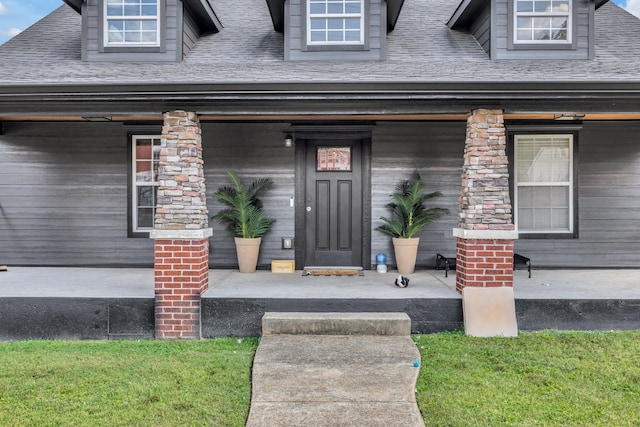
[302,267,364,277]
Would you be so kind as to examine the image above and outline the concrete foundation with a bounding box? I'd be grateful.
[0,268,639,340]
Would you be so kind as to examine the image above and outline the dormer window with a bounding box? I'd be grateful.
[105,0,160,46]
[514,0,571,44]
[307,0,364,45]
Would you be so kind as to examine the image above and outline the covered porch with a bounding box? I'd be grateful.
[1,267,638,340]
[4,266,639,299]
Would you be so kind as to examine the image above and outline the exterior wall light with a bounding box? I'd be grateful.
[284,134,294,147]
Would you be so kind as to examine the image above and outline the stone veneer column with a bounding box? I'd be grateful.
[455,109,518,293]
[150,110,212,339]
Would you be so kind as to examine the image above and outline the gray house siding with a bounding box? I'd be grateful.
[182,5,199,56]
[82,0,182,62]
[514,121,640,267]
[470,1,491,55]
[202,123,296,268]
[495,0,592,60]
[285,0,385,61]
[1,120,640,269]
[0,121,153,266]
[370,122,464,268]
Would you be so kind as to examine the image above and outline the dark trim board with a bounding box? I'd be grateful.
[515,299,640,331]
[3,82,640,117]
[201,297,640,337]
[1,297,638,340]
[0,298,155,341]
[201,298,464,337]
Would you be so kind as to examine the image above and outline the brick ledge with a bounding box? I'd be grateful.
[453,228,518,240]
[150,228,213,240]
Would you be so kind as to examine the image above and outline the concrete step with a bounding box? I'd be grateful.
[247,333,424,427]
[254,334,420,365]
[252,361,418,402]
[261,312,412,336]
[252,335,420,403]
[247,401,425,427]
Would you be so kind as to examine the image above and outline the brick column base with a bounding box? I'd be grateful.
[454,229,518,294]
[151,230,212,339]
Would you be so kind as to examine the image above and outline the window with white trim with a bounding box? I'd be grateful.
[132,135,161,232]
[308,0,364,45]
[105,0,160,46]
[514,0,571,44]
[514,134,573,234]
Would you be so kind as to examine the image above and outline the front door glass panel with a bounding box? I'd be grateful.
[317,146,352,171]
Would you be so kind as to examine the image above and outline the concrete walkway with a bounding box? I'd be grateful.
[246,312,425,427]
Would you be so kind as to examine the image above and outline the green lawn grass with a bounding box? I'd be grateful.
[0,338,258,427]
[1,331,639,426]
[414,330,640,427]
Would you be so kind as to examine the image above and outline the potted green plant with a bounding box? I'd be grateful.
[212,171,276,273]
[375,171,449,274]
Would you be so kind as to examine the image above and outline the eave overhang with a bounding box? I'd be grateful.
[266,0,405,33]
[62,0,82,14]
[183,0,222,33]
[265,0,285,32]
[386,0,405,32]
[448,0,489,30]
[1,81,640,118]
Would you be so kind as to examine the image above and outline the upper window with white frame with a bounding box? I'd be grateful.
[308,0,364,45]
[514,134,573,234]
[105,0,160,46]
[132,135,161,233]
[514,0,571,44]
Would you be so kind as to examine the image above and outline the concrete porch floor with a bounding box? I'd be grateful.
[0,267,638,300]
[1,267,639,339]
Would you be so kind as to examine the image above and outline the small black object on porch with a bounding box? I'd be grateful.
[436,253,532,278]
[436,253,456,278]
[514,253,532,278]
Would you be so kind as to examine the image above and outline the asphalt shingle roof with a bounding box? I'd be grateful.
[0,0,639,86]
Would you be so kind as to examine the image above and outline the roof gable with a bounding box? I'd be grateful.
[447,0,609,30]
[265,0,405,33]
[449,0,610,29]
[62,0,221,32]
[448,0,610,60]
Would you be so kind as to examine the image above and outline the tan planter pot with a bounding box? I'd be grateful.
[392,237,420,274]
[234,237,262,273]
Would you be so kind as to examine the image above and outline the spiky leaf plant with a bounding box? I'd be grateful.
[212,171,276,239]
[375,171,449,238]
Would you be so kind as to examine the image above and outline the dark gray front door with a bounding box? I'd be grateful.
[305,139,363,267]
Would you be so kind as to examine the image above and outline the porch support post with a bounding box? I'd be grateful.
[455,108,517,292]
[150,110,212,340]
[455,109,518,336]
